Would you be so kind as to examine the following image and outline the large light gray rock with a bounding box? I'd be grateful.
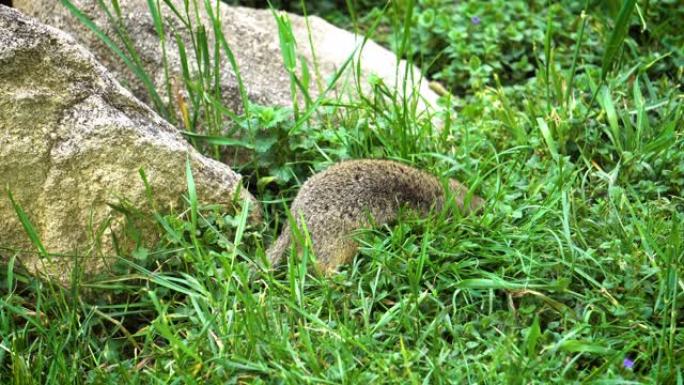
[13,0,440,118]
[0,5,259,285]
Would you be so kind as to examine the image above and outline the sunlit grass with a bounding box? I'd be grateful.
[1,0,682,383]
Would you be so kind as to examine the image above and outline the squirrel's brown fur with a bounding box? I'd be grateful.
[267,159,484,273]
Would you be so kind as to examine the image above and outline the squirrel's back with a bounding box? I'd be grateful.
[267,159,483,273]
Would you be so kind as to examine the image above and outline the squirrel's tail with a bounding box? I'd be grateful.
[266,226,291,268]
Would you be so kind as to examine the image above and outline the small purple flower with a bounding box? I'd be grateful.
[623,358,634,369]
[471,16,481,25]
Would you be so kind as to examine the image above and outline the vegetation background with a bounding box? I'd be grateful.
[1,0,682,383]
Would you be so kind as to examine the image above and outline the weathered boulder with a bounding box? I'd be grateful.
[0,5,258,284]
[13,0,440,118]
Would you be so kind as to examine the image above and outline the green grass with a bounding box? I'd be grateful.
[1,0,683,383]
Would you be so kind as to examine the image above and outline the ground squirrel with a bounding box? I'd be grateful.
[267,159,484,273]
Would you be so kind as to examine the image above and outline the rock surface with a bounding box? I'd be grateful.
[13,0,440,117]
[0,5,258,284]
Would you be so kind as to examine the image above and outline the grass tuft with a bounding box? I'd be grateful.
[1,0,682,383]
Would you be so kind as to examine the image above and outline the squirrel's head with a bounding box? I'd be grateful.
[447,178,485,214]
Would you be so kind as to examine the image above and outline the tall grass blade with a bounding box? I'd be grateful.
[544,5,553,111]
[565,0,590,108]
[601,0,637,81]
[181,131,254,149]
[60,0,166,115]
[6,189,47,258]
[290,48,357,133]
[204,0,252,121]
[185,157,198,233]
[597,87,623,151]
[537,117,559,160]
[146,0,175,123]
